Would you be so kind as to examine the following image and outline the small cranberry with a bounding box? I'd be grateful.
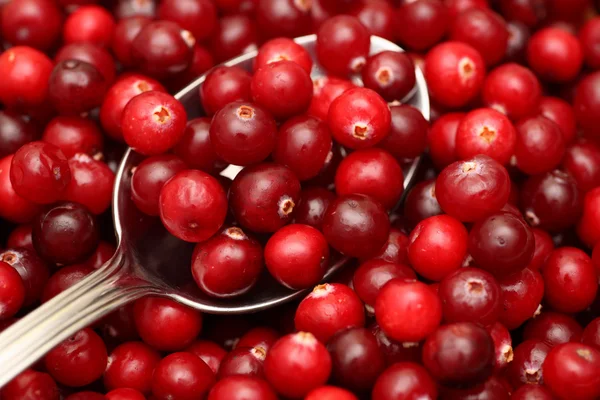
[236,327,280,352]
[0,0,62,52]
[528,228,554,270]
[403,179,443,226]
[6,224,34,251]
[64,153,115,215]
[104,341,160,394]
[217,346,266,379]
[293,187,335,230]
[0,248,49,306]
[486,322,513,371]
[527,27,583,83]
[378,104,429,161]
[497,267,545,330]
[363,227,410,265]
[173,118,225,174]
[48,60,107,115]
[538,96,577,144]
[0,261,24,320]
[42,116,104,159]
[308,76,354,121]
[305,386,358,400]
[200,66,252,116]
[255,38,313,74]
[394,0,449,51]
[579,17,600,69]
[523,311,583,348]
[111,17,152,68]
[63,5,116,47]
[158,0,217,42]
[371,322,423,365]
[255,0,311,39]
[264,332,332,399]
[563,139,600,193]
[208,376,278,400]
[0,111,38,159]
[574,71,600,140]
[427,112,464,168]
[186,340,227,375]
[514,115,565,175]
[113,0,157,19]
[152,352,215,400]
[0,47,53,109]
[1,369,59,400]
[505,21,531,62]
[41,264,92,303]
[583,318,600,351]
[0,156,42,224]
[511,385,555,400]
[350,0,395,40]
[106,388,145,400]
[372,362,438,400]
[578,187,600,247]
[353,259,416,311]
[316,15,370,76]
[209,15,258,63]
[499,0,546,28]
[543,343,600,400]
[361,51,416,102]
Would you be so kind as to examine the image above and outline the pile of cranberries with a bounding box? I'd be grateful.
[4,0,600,399]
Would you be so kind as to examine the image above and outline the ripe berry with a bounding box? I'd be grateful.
[186,340,227,375]
[527,27,583,83]
[200,66,252,116]
[255,38,313,74]
[0,0,62,52]
[514,116,565,175]
[523,312,583,348]
[543,343,600,400]
[152,352,215,400]
[41,264,92,303]
[104,341,160,394]
[293,187,335,230]
[378,104,429,161]
[403,179,443,226]
[394,0,449,51]
[316,15,370,76]
[308,77,354,121]
[63,5,116,48]
[361,51,416,102]
[562,139,600,193]
[0,261,25,320]
[427,112,464,168]
[1,369,59,400]
[498,267,545,330]
[208,376,278,400]
[217,346,266,379]
[372,362,438,400]
[48,60,108,115]
[306,386,357,400]
[157,0,217,42]
[42,116,104,159]
[577,187,600,247]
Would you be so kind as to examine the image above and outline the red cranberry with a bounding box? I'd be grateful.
[0,0,62,51]
[158,0,217,41]
[424,41,486,108]
[63,5,115,47]
[353,259,416,311]
[372,362,438,400]
[65,392,104,400]
[48,60,107,115]
[44,328,107,387]
[200,66,251,116]
[42,116,103,159]
[322,194,390,259]
[229,163,300,233]
[293,187,335,230]
[499,0,546,27]
[583,318,600,350]
[106,388,145,400]
[408,214,468,281]
[523,311,583,348]
[209,101,277,166]
[528,228,554,270]
[527,27,583,83]
[536,96,576,144]
[578,187,600,247]
[41,263,92,303]
[255,38,312,74]
[172,118,225,174]
[486,322,513,371]
[375,279,442,342]
[498,267,545,330]
[1,369,59,400]
[0,248,49,306]
[580,17,600,69]
[394,0,449,51]
[308,76,354,121]
[361,51,416,102]
[305,386,358,400]
[209,14,258,63]
[543,343,600,400]
[104,341,160,394]
[112,17,152,68]
[236,327,279,352]
[505,21,531,62]
[427,112,463,168]
[133,296,202,351]
[403,179,443,226]
[316,15,370,76]
[6,224,34,251]
[514,115,565,175]
[152,352,215,400]
[186,340,227,375]
[208,376,278,400]
[574,71,600,140]
[511,385,555,400]
[0,155,41,224]
[0,261,24,319]
[113,0,157,19]
[64,153,115,215]
[441,375,511,399]
[563,139,600,193]
[379,104,429,160]
[364,227,410,265]
[0,47,53,110]
[264,332,332,399]
[55,43,116,84]
[350,0,395,40]
[217,346,266,379]
[0,111,38,159]
[422,322,494,386]
[256,0,311,39]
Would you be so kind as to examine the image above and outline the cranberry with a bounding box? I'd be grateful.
[361,51,416,102]
[49,59,108,115]
[104,341,160,394]
[499,0,546,27]
[403,180,443,226]
[293,187,335,230]
[498,267,545,330]
[65,392,104,400]
[234,327,277,351]
[368,228,411,265]
[152,352,215,400]
[113,0,157,19]
[574,71,600,140]
[100,74,166,141]
[350,0,395,40]
[6,224,34,251]
[63,5,115,47]
[578,187,600,247]
[424,41,486,108]
[305,386,358,400]
[316,15,370,76]
[442,375,511,399]
[375,279,442,342]
[217,346,266,379]
[527,27,583,83]
[507,340,551,387]
[64,153,114,215]
[0,47,53,109]
[0,111,38,159]
[372,362,438,400]
[264,332,332,398]
[42,116,103,159]
[55,43,116,85]
[158,0,217,42]
[0,0,62,52]
[322,194,390,258]
[422,322,494,386]
[523,311,583,348]
[379,104,429,161]
[186,340,227,375]
[44,328,107,387]
[41,264,92,303]
[427,112,463,168]
[528,228,554,270]
[486,322,513,371]
[0,155,41,224]
[583,318,600,350]
[106,388,145,400]
[353,259,416,311]
[256,0,311,38]
[511,385,554,400]
[371,322,423,365]
[209,14,258,63]
[515,115,565,175]
[111,17,152,68]
[0,260,24,319]
[208,376,278,400]
[503,20,530,61]
[1,369,59,400]
[563,139,600,193]
[308,76,354,121]
[133,296,202,351]
[200,66,252,117]
[0,248,49,306]
[579,17,600,69]
[255,38,313,74]
[394,0,449,51]
[543,343,600,400]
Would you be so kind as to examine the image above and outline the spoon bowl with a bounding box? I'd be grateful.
[0,34,429,387]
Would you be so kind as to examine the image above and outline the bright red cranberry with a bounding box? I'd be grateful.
[498,267,545,330]
[365,228,410,266]
[55,43,116,84]
[403,179,443,226]
[173,118,225,173]
[44,328,107,387]
[133,296,202,351]
[0,248,49,306]
[543,343,600,400]
[523,311,583,348]
[209,14,258,63]
[563,139,600,193]
[308,76,354,121]
[264,332,332,399]
[192,226,263,297]
[578,187,600,247]
[575,71,600,140]
[111,16,152,68]
[423,322,494,386]
[152,352,215,400]
[0,261,24,319]
[255,38,313,74]
[0,111,38,159]
[486,322,513,371]
[0,0,62,51]
[408,214,468,281]
[469,212,535,277]
[236,327,279,352]
[100,304,137,344]
[41,263,92,303]
[328,88,391,149]
[293,187,335,230]
[527,28,583,83]
[580,18,600,69]
[514,115,565,175]
[520,170,582,232]
[0,47,53,110]
[511,385,555,400]
[217,346,266,379]
[305,386,358,400]
[255,0,311,39]
[106,388,145,400]
[273,115,332,181]
[353,259,416,311]
[158,0,217,41]
[63,5,115,47]
[375,279,441,342]
[499,0,546,27]
[200,66,251,116]
[1,369,59,400]
[424,41,486,108]
[537,97,576,144]
[394,0,449,51]
[316,15,370,76]
[379,104,429,160]
[210,101,277,166]
[208,376,278,400]
[6,224,34,251]
[64,153,114,215]
[48,60,107,115]
[583,318,600,350]
[186,340,227,375]
[42,116,103,159]
[0,155,41,224]
[104,341,160,394]
[84,241,115,270]
[427,112,463,168]
[372,362,437,400]
[322,194,390,258]
[361,51,416,102]
[229,163,300,233]
[528,228,554,270]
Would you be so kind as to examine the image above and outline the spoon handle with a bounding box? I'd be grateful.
[0,251,157,388]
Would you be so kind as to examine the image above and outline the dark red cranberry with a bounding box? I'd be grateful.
[498,267,545,330]
[583,318,600,350]
[63,5,115,47]
[1,0,62,50]
[543,343,600,400]
[54,43,116,84]
[562,139,600,193]
[527,27,583,83]
[514,115,565,175]
[505,21,531,62]
[255,38,312,74]
[152,352,215,400]
[372,362,438,400]
[0,261,24,319]
[131,154,186,216]
[41,263,92,303]
[403,179,443,226]
[208,376,278,400]
[42,116,103,159]
[308,76,354,121]
[6,224,34,251]
[511,385,555,400]
[186,340,227,375]
[158,0,217,41]
[427,112,463,168]
[574,71,600,141]
[378,104,429,161]
[361,51,416,102]
[264,332,332,399]
[48,60,107,115]
[528,228,554,270]
[64,153,115,215]
[200,66,252,116]
[169,44,214,92]
[0,155,42,224]
[1,369,59,400]
[499,0,546,27]
[113,0,157,18]
[0,248,49,306]
[104,341,160,394]
[316,15,370,76]
[486,322,513,371]
[256,0,312,39]
[394,0,449,51]
[577,187,600,247]
[218,346,266,379]
[65,392,105,400]
[0,111,38,159]
[111,16,152,68]
[106,388,145,400]
[520,170,582,232]
[580,17,600,69]
[353,259,416,311]
[370,322,422,365]
[85,242,115,270]
[523,311,583,348]
[350,0,394,40]
[424,41,486,108]
[209,15,258,63]
[293,187,335,230]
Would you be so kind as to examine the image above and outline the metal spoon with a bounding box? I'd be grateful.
[0,34,430,387]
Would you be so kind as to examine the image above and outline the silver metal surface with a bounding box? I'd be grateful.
[0,34,430,387]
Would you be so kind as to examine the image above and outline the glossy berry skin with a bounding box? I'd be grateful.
[328,88,391,149]
[372,362,438,400]
[41,264,92,303]
[538,96,577,144]
[456,108,517,165]
[574,71,600,140]
[308,77,355,121]
[0,261,25,320]
[106,388,145,400]
[0,0,62,52]
[511,385,555,400]
[159,170,227,242]
[173,118,225,174]
[229,163,301,233]
[514,116,565,175]
[580,18,600,69]
[200,66,252,116]
[63,5,115,47]
[158,0,217,41]
[424,42,486,108]
[265,224,329,290]
[209,101,277,166]
[439,267,501,326]
[111,16,152,68]
[322,194,390,259]
[209,14,258,63]
[469,212,535,277]
[375,279,442,342]
[427,112,464,168]
[131,155,187,216]
[486,322,513,371]
[498,267,545,330]
[583,318,600,350]
[379,104,429,161]
[133,296,202,351]
[186,340,227,375]
[422,322,494,387]
[335,148,404,210]
[543,343,600,400]
[192,227,263,297]
[10,142,71,205]
[403,179,443,226]
[408,215,469,281]
[305,386,357,400]
[255,38,313,74]
[256,0,312,39]
[217,346,266,379]
[44,328,107,387]
[361,51,416,102]
[293,187,335,230]
[273,115,333,181]
[506,339,551,387]
[542,247,597,313]
[152,352,215,400]
[42,116,104,159]
[562,139,600,193]
[236,327,279,353]
[529,228,555,270]
[394,0,449,51]
[523,312,583,348]
[121,91,187,156]
[436,155,511,222]
[64,153,115,215]
[7,224,34,251]
[54,42,116,84]
[527,28,583,83]
[0,369,59,400]
[0,248,49,307]
[577,187,600,247]
[0,155,42,224]
[0,111,39,159]
[316,15,370,76]
[49,60,108,116]
[104,341,160,394]
[352,260,416,310]
[264,332,332,399]
[208,376,278,400]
